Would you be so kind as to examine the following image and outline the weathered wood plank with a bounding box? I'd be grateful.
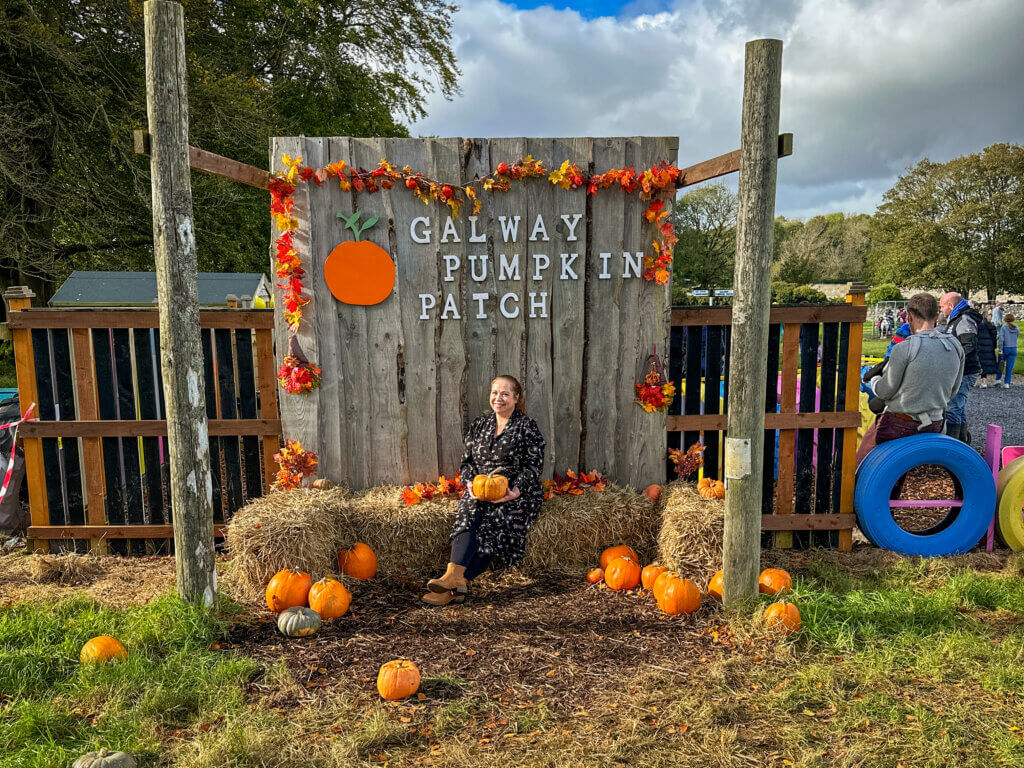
[759,513,856,531]
[71,327,107,553]
[254,329,280,491]
[671,304,866,326]
[22,419,282,438]
[29,524,228,539]
[524,138,557,477]
[431,137,467,475]
[134,129,270,189]
[665,411,859,431]
[8,309,275,330]
[351,137,405,485]
[675,133,793,189]
[775,323,799,520]
[548,136,589,476]
[583,138,625,475]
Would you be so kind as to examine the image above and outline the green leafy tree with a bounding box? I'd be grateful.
[770,282,830,305]
[868,144,1024,299]
[671,183,737,295]
[772,213,870,284]
[866,284,904,305]
[0,0,459,300]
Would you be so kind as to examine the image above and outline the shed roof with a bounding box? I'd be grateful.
[49,271,268,307]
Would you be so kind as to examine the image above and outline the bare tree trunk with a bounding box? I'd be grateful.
[144,0,216,606]
[722,39,783,609]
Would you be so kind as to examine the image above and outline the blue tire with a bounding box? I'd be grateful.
[854,434,995,556]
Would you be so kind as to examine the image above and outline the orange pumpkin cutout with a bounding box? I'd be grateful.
[324,212,395,305]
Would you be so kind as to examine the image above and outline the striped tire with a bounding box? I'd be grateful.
[996,457,1024,551]
[854,434,995,556]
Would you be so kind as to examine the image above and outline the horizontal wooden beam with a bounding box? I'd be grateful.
[22,419,282,438]
[671,304,867,326]
[676,133,793,189]
[8,308,275,330]
[134,129,270,190]
[760,513,856,531]
[28,524,228,539]
[667,411,860,432]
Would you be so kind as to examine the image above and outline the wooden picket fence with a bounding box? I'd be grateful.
[668,288,867,550]
[5,287,281,554]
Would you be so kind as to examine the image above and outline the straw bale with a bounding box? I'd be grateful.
[657,481,724,581]
[28,553,102,585]
[523,483,660,571]
[225,482,661,600]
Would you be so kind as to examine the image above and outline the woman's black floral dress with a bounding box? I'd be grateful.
[453,410,546,567]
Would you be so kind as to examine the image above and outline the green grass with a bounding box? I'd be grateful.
[5,557,1024,766]
[0,594,258,767]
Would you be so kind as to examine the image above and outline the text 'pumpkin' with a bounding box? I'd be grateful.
[324,211,395,306]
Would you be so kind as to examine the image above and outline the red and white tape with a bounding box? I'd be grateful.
[0,403,36,505]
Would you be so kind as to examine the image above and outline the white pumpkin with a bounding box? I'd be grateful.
[277,606,322,637]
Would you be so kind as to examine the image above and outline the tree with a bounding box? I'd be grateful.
[866,284,904,305]
[671,183,737,294]
[0,0,459,300]
[772,213,870,284]
[868,144,1024,299]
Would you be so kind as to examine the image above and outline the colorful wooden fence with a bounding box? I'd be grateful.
[667,289,867,550]
[5,288,281,554]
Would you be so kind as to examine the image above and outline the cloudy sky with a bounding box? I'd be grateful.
[411,0,1024,219]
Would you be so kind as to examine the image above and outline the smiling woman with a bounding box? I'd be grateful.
[421,375,546,606]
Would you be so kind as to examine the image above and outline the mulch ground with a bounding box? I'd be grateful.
[227,571,741,714]
[891,464,958,532]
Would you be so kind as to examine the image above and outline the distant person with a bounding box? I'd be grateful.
[940,292,982,443]
[856,294,964,464]
[998,313,1018,389]
[975,317,1000,388]
[992,302,1005,328]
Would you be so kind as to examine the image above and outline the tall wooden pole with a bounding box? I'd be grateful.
[722,39,783,609]
[144,0,216,606]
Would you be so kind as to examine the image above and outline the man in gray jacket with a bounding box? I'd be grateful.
[856,293,965,463]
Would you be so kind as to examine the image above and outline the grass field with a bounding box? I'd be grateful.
[862,327,1023,375]
[4,552,1024,767]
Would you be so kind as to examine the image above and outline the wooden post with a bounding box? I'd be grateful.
[5,287,48,553]
[722,39,783,608]
[144,0,216,606]
[71,327,109,554]
[838,281,867,551]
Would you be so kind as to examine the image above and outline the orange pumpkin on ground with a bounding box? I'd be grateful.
[587,567,605,584]
[652,570,681,602]
[472,472,509,502]
[377,660,421,700]
[644,484,661,501]
[600,545,639,570]
[604,556,642,591]
[308,577,352,619]
[759,568,792,595]
[80,635,127,664]
[338,542,377,580]
[707,569,724,601]
[764,601,801,634]
[656,576,701,615]
[265,568,312,612]
[324,212,395,306]
[641,564,667,591]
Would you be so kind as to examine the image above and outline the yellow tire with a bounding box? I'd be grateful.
[996,456,1024,551]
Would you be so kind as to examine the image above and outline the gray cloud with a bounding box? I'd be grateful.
[413,0,1024,217]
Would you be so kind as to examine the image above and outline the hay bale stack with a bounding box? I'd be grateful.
[226,481,661,599]
[28,553,101,585]
[524,483,659,571]
[657,481,724,580]
[224,487,346,601]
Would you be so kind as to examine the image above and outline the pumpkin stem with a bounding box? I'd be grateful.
[98,748,109,756]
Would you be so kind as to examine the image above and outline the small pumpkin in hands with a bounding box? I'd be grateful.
[308,577,351,619]
[338,542,378,580]
[641,564,667,591]
[600,544,638,570]
[764,601,801,634]
[277,606,322,637]
[656,575,701,615]
[707,569,724,601]
[758,568,792,595]
[266,568,312,612]
[472,472,509,502]
[587,567,605,584]
[604,556,641,591]
[377,659,421,700]
[72,748,137,768]
[80,636,127,665]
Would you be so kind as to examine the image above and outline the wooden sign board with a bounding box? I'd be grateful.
[270,136,676,489]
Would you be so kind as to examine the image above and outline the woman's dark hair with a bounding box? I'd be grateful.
[492,375,526,413]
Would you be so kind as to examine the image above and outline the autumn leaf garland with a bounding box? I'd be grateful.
[270,152,682,396]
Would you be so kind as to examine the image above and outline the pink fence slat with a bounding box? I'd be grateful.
[986,424,1002,551]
